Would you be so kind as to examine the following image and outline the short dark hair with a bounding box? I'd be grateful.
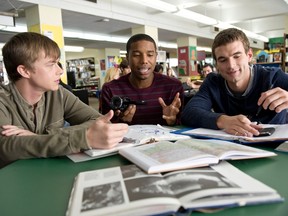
[119,59,129,70]
[154,64,163,72]
[202,63,214,71]
[212,28,250,62]
[2,32,60,82]
[126,33,157,53]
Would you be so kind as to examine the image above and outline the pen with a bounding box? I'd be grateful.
[255,83,274,117]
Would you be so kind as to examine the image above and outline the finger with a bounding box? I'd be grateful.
[257,88,278,107]
[158,97,166,108]
[172,92,180,104]
[2,125,18,130]
[2,129,20,136]
[123,105,136,116]
[98,110,114,123]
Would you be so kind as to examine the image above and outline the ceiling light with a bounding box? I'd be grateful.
[64,45,84,52]
[174,9,217,26]
[130,0,177,13]
[96,18,109,22]
[131,0,269,42]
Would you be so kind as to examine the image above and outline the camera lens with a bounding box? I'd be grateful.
[111,96,123,109]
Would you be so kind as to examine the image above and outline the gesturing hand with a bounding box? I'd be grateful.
[257,87,288,114]
[86,110,129,149]
[159,92,181,125]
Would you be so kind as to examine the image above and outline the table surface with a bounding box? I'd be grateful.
[0,147,287,216]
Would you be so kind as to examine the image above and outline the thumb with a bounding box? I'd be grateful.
[99,110,114,123]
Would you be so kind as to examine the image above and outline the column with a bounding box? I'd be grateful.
[132,26,158,45]
[25,5,67,83]
[132,26,166,70]
[177,36,199,78]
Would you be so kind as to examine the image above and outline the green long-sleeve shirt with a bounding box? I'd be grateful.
[0,83,101,167]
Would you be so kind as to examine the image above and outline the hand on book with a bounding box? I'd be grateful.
[216,114,261,137]
[86,110,129,149]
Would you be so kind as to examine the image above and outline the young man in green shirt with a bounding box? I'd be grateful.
[0,32,128,167]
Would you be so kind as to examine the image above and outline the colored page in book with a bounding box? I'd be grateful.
[132,140,215,164]
[175,139,276,160]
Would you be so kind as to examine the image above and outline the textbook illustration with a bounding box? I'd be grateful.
[119,138,276,174]
[66,162,282,216]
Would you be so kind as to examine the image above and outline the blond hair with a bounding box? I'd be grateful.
[104,67,120,83]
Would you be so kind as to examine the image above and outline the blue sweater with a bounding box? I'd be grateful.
[182,65,288,129]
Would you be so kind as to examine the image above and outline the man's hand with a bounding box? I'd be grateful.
[114,105,136,123]
[1,125,36,136]
[86,110,129,149]
[257,87,288,113]
[216,115,261,137]
[159,92,181,125]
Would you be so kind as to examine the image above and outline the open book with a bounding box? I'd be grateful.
[119,139,276,174]
[66,162,283,216]
[173,124,288,144]
[84,124,190,158]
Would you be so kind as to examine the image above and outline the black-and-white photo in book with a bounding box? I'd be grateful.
[119,138,276,174]
[66,162,283,216]
[173,124,288,144]
[84,124,190,157]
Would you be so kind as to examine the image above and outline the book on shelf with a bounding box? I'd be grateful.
[173,124,288,144]
[66,162,283,216]
[119,139,276,174]
[67,124,190,163]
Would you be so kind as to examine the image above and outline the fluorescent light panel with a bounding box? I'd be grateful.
[64,45,84,52]
[0,15,15,27]
[131,0,177,13]
[130,0,268,42]
[174,9,217,26]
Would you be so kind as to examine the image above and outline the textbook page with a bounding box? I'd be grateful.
[174,161,283,210]
[119,139,276,174]
[66,165,181,216]
[175,124,288,143]
[66,163,283,216]
[178,139,277,160]
[119,140,219,174]
[84,124,191,158]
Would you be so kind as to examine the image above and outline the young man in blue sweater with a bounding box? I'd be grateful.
[182,28,288,137]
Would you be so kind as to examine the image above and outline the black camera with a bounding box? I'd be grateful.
[110,96,146,111]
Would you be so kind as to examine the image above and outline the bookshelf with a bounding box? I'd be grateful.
[255,37,285,72]
[66,57,99,94]
[283,33,288,73]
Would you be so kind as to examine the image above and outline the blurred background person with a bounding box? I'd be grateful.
[154,64,163,74]
[119,59,131,76]
[104,67,121,83]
